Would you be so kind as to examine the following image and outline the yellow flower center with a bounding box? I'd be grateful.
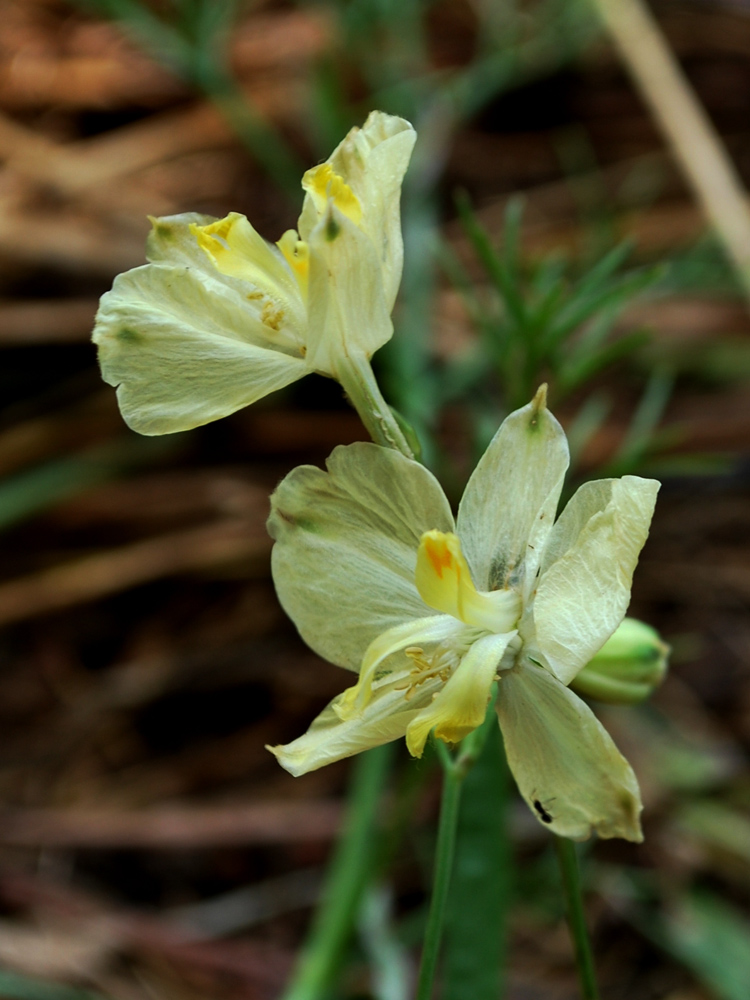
[415,530,521,634]
[394,645,454,700]
[301,163,363,226]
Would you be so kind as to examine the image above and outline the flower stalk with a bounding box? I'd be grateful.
[554,836,601,1000]
[336,352,416,459]
[416,694,498,1000]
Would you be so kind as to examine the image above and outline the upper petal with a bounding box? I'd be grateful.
[496,660,643,841]
[304,205,394,372]
[93,262,307,434]
[267,442,454,671]
[457,387,569,596]
[531,475,660,685]
[298,112,416,311]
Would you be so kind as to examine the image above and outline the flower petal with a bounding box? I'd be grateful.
[532,475,660,685]
[190,212,307,332]
[93,263,307,434]
[268,675,434,776]
[298,112,416,311]
[415,531,521,633]
[267,442,454,671]
[457,387,569,596]
[304,206,394,373]
[496,661,642,841]
[406,631,517,757]
[147,213,306,338]
[337,614,466,718]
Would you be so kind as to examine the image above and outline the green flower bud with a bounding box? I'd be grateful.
[571,618,669,705]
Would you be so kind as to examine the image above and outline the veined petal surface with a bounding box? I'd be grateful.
[93,263,307,435]
[496,661,643,841]
[533,475,660,685]
[540,479,617,574]
[268,442,454,670]
[457,388,569,595]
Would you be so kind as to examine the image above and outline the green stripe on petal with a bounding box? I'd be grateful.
[457,387,569,598]
[496,660,643,842]
[268,442,454,671]
[405,631,517,758]
[532,475,660,685]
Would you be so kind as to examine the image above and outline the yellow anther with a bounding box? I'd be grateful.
[261,301,284,331]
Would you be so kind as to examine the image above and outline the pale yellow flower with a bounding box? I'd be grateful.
[267,389,660,841]
[92,112,416,434]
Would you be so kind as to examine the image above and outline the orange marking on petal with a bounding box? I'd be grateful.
[424,535,454,579]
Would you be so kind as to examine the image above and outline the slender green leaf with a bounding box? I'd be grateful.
[661,892,750,1000]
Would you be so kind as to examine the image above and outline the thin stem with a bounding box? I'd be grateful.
[336,352,417,460]
[554,836,600,1000]
[281,744,394,1000]
[416,700,499,1000]
[415,761,463,1000]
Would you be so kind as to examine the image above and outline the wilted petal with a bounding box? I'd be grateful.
[496,661,642,841]
[532,475,660,685]
[268,675,435,776]
[93,263,307,435]
[268,442,454,671]
[406,631,517,757]
[457,387,569,596]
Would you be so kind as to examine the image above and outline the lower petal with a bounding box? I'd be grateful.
[268,679,431,776]
[406,631,517,758]
[496,660,642,841]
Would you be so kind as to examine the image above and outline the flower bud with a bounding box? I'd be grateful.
[571,618,669,704]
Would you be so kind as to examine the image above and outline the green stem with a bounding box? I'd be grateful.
[281,744,394,1000]
[554,836,601,1000]
[415,760,463,1000]
[416,700,499,1000]
[336,352,416,460]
